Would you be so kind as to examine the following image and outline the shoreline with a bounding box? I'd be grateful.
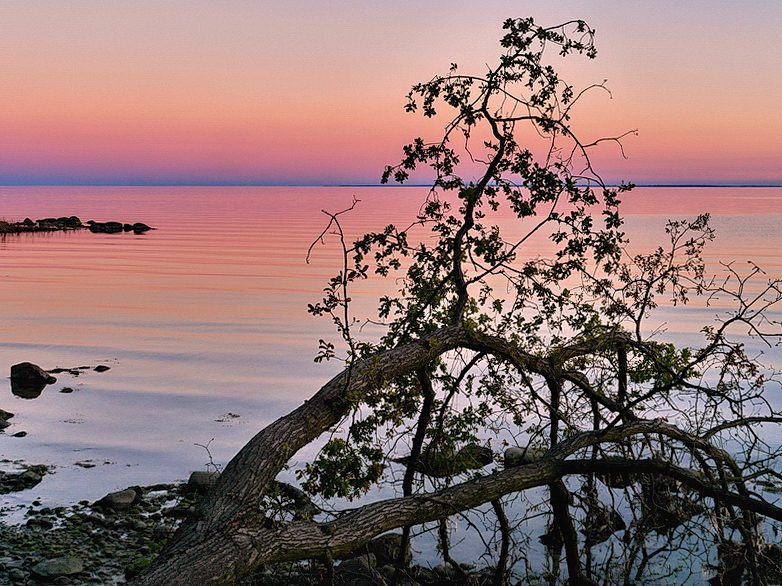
[1,473,481,586]
[0,481,185,585]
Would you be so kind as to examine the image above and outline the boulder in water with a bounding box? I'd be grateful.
[10,362,56,399]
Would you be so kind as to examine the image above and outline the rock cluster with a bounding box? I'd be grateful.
[0,463,48,495]
[0,216,152,235]
[4,362,112,413]
[392,443,493,478]
[503,445,547,467]
[0,482,181,585]
[87,221,152,234]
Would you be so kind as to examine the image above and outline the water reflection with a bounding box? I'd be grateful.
[0,185,779,512]
[10,382,47,400]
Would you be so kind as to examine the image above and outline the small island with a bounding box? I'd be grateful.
[0,216,153,235]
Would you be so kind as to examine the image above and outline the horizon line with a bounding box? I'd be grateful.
[1,182,781,188]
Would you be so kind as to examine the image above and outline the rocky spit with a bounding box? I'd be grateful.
[0,216,152,235]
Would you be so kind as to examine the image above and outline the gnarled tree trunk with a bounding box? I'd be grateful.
[128,324,782,585]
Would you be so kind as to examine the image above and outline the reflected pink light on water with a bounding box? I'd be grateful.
[0,185,780,510]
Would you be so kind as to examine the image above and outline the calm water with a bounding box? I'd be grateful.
[1,185,781,517]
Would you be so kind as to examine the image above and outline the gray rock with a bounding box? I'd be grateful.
[31,556,83,578]
[0,466,47,493]
[271,481,318,520]
[19,469,41,483]
[433,563,468,580]
[0,408,13,420]
[394,443,493,478]
[152,522,176,542]
[96,488,138,511]
[88,221,119,233]
[410,566,436,583]
[367,532,411,567]
[336,554,383,586]
[187,470,220,493]
[84,512,108,526]
[504,446,547,467]
[56,216,82,228]
[340,533,412,578]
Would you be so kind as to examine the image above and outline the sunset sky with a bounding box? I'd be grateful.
[1,1,780,186]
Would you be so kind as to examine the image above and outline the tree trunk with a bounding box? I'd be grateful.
[130,325,471,585]
[127,323,782,586]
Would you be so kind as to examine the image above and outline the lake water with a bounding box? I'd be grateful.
[1,185,781,519]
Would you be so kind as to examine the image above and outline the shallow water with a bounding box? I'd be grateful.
[1,185,781,518]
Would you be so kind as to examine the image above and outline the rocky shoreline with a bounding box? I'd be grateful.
[0,468,490,586]
[0,216,152,235]
[0,481,182,585]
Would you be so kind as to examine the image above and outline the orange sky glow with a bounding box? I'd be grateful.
[1,1,780,186]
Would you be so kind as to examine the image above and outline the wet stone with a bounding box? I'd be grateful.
[31,556,84,578]
[95,488,138,511]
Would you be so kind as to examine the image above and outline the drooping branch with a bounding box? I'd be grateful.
[144,323,722,581]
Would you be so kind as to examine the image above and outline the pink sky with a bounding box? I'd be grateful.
[1,1,780,186]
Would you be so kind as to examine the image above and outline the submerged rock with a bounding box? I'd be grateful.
[88,221,124,234]
[394,443,493,478]
[342,532,412,567]
[2,215,151,234]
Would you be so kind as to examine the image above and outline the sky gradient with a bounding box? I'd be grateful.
[1,1,780,186]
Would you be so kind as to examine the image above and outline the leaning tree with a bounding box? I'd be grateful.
[130,18,782,586]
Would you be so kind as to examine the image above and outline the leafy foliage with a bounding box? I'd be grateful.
[300,17,782,586]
